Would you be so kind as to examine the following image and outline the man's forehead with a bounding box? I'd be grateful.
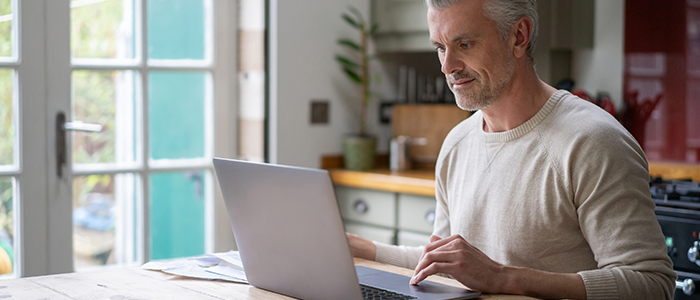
[427,0,487,43]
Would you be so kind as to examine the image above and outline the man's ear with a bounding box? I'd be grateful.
[510,16,532,59]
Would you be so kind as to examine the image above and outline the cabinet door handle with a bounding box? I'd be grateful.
[425,209,435,225]
[353,199,369,214]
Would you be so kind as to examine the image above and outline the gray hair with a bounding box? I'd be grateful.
[426,0,538,62]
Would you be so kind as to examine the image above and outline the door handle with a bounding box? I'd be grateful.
[56,111,103,178]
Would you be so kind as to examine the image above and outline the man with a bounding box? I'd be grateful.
[347,0,676,299]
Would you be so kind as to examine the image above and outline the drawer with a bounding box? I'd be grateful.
[398,193,436,234]
[344,222,395,245]
[397,231,431,247]
[336,186,396,228]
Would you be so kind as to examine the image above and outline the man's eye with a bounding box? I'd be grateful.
[460,43,471,48]
[435,46,445,53]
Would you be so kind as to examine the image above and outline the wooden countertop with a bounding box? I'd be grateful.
[328,168,436,196]
[3,258,536,299]
[649,161,700,182]
[329,162,700,197]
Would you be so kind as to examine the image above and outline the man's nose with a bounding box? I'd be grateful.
[440,49,463,75]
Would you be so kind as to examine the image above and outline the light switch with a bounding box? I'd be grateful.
[310,100,329,124]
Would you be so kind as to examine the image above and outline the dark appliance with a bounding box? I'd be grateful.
[651,177,700,299]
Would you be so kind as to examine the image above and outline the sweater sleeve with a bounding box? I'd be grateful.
[373,242,424,269]
[567,123,676,300]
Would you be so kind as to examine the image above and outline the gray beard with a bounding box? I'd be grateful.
[448,55,515,112]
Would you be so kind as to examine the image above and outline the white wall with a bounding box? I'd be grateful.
[571,0,625,110]
[269,0,392,168]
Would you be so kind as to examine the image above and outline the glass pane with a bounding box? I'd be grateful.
[149,170,205,260]
[0,177,15,275]
[72,70,137,164]
[148,71,206,160]
[0,69,13,166]
[147,0,205,60]
[73,173,138,269]
[71,0,135,59]
[0,0,12,57]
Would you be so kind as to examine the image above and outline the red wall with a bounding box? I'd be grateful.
[624,0,700,163]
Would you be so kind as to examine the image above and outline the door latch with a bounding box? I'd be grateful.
[56,111,103,178]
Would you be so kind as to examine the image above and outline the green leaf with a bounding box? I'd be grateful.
[343,67,362,84]
[347,6,364,25]
[335,55,359,68]
[369,23,379,35]
[338,39,361,51]
[342,14,360,29]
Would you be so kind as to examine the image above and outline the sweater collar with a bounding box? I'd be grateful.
[478,89,567,143]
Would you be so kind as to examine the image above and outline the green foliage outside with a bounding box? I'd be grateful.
[71,0,125,59]
[0,0,12,57]
[0,69,12,166]
[72,70,117,164]
[0,178,13,243]
[73,174,112,208]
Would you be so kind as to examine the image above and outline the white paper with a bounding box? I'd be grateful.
[188,254,222,267]
[213,250,244,270]
[161,261,236,281]
[205,262,247,282]
[141,260,187,271]
[142,250,248,283]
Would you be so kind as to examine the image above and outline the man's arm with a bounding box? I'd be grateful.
[346,233,376,260]
[410,235,586,299]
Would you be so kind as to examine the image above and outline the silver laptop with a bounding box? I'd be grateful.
[213,158,480,300]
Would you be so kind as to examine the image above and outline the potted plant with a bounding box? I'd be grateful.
[336,6,378,171]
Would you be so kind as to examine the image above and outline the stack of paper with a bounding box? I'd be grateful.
[141,250,247,283]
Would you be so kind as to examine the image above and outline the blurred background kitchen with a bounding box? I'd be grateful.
[0,0,698,289]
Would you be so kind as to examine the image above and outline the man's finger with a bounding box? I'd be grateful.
[413,246,462,282]
[417,235,446,266]
[417,234,462,268]
[425,234,462,252]
[410,261,454,285]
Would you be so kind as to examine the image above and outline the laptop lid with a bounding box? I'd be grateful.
[213,158,363,300]
[213,158,480,300]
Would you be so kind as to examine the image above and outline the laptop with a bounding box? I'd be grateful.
[212,158,480,300]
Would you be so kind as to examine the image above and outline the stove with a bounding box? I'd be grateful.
[651,177,700,298]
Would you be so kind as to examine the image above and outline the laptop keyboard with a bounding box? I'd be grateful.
[360,284,418,300]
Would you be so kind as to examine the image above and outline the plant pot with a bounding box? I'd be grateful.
[342,135,376,171]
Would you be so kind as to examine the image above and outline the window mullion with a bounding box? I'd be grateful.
[138,0,150,264]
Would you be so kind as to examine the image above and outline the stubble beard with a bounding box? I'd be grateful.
[448,54,515,112]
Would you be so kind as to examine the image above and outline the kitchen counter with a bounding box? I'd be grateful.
[328,168,435,196]
[649,161,700,182]
[328,161,700,197]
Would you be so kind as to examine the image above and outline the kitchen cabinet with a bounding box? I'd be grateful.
[371,0,431,52]
[336,185,435,247]
[370,0,593,53]
[549,0,594,49]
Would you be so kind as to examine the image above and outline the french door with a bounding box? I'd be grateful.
[0,0,237,277]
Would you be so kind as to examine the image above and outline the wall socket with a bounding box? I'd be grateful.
[310,100,329,124]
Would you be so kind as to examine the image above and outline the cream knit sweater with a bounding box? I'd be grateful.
[374,90,676,299]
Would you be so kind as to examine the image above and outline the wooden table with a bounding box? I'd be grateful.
[2,258,536,299]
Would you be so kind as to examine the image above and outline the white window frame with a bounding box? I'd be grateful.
[2,0,237,277]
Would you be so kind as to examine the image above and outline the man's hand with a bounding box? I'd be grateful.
[410,235,586,299]
[346,233,377,260]
[410,235,505,292]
